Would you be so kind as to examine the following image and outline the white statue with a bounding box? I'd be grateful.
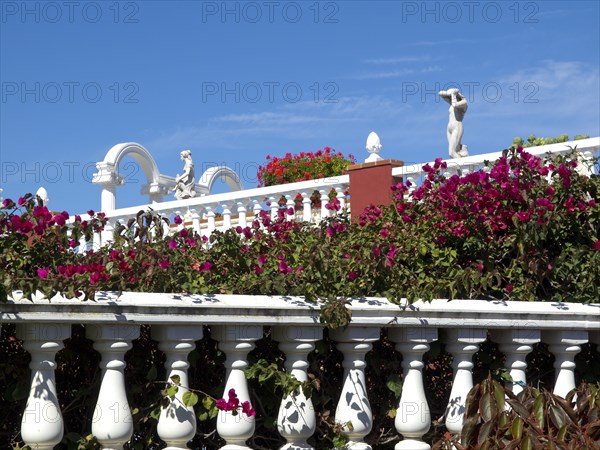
[173,150,196,200]
[439,88,469,158]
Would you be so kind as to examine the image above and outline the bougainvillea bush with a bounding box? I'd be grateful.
[1,147,599,449]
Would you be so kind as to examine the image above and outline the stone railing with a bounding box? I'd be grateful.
[71,175,350,252]
[66,138,599,251]
[2,294,598,449]
[394,137,599,196]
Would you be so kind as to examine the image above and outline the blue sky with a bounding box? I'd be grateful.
[1,0,599,213]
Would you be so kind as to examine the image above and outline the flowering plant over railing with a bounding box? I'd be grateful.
[257,147,355,187]
[1,148,598,312]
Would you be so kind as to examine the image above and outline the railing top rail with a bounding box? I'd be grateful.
[2,293,598,330]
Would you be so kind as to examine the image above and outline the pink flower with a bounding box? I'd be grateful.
[593,240,600,251]
[168,240,177,249]
[241,401,256,417]
[173,215,183,225]
[159,259,170,269]
[37,268,49,279]
[198,261,213,272]
[347,271,357,281]
[179,229,188,238]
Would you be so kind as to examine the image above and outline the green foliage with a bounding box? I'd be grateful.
[434,376,600,449]
[512,134,589,148]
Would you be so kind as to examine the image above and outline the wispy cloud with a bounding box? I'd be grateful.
[364,56,432,65]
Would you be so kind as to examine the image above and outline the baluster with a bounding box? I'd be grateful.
[273,326,323,450]
[152,325,204,450]
[301,192,312,222]
[16,323,71,450]
[543,330,588,398]
[211,325,263,449]
[222,203,232,231]
[270,196,279,221]
[190,208,201,236]
[443,328,487,434]
[86,324,140,450]
[330,327,380,450]
[252,200,263,225]
[206,206,216,236]
[495,329,541,395]
[406,177,416,200]
[319,190,329,220]
[285,195,295,221]
[388,327,437,450]
[101,219,115,246]
[335,186,346,213]
[237,202,248,229]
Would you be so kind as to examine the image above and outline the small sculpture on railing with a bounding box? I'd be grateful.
[439,88,469,158]
[173,150,196,200]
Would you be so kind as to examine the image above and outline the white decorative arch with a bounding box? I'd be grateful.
[93,142,244,212]
[93,142,164,211]
[198,166,244,194]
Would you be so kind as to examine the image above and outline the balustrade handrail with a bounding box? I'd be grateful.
[3,293,599,329]
[393,136,600,180]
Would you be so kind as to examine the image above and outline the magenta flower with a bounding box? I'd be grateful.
[173,215,183,225]
[168,240,177,249]
[159,259,170,269]
[37,268,49,279]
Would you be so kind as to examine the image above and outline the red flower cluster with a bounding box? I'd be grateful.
[257,147,355,187]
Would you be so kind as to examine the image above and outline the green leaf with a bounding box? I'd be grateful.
[182,391,198,408]
[386,374,403,398]
[170,375,181,386]
[511,416,523,439]
[166,385,178,397]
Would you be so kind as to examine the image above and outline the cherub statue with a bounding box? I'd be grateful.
[173,150,196,200]
[439,88,469,158]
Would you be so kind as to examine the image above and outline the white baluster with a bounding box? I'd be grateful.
[212,325,263,449]
[319,190,329,220]
[406,177,416,200]
[270,196,279,221]
[86,324,140,450]
[273,326,323,450]
[285,195,295,222]
[206,206,216,236]
[190,208,201,236]
[495,329,541,395]
[335,186,346,213]
[443,328,486,434]
[388,327,437,450]
[330,327,380,450]
[152,325,204,450]
[301,192,312,222]
[252,200,263,225]
[543,330,588,398]
[222,203,232,231]
[16,323,71,450]
[237,202,248,229]
[101,220,115,246]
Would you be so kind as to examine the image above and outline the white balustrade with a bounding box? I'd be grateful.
[86,323,140,450]
[16,323,71,450]
[222,203,232,231]
[389,327,437,450]
[3,295,599,449]
[443,328,487,434]
[319,190,329,219]
[273,326,323,450]
[152,325,204,450]
[211,324,263,449]
[330,327,380,450]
